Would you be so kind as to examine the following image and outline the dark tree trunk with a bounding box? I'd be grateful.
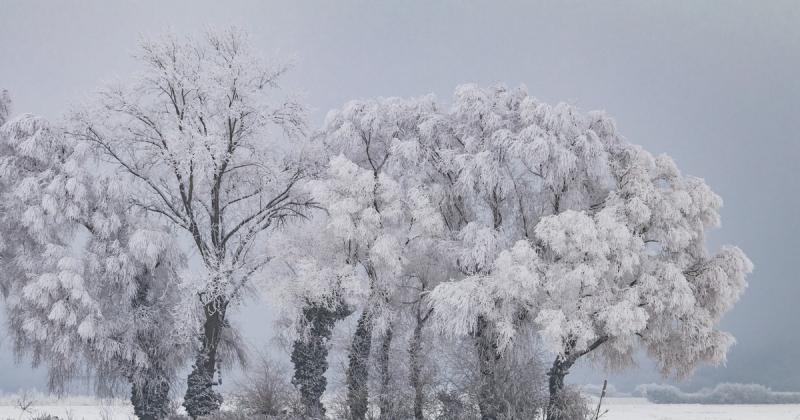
[129,274,171,420]
[545,336,607,420]
[474,316,506,420]
[291,301,351,419]
[346,308,374,420]
[408,318,425,420]
[184,296,228,419]
[545,356,573,420]
[131,377,170,420]
[377,326,393,419]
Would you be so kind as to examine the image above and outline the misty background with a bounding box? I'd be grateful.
[1,0,798,393]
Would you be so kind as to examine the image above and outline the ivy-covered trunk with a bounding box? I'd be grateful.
[130,376,170,420]
[377,326,393,419]
[474,316,506,420]
[129,277,172,420]
[184,296,228,419]
[291,301,351,418]
[345,308,373,420]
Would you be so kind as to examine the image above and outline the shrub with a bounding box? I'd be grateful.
[432,338,549,419]
[545,386,593,420]
[637,383,800,404]
[582,383,626,398]
[434,390,481,420]
[230,353,300,417]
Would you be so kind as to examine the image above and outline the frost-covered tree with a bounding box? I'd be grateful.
[0,91,27,300]
[266,216,362,418]
[0,113,192,420]
[425,85,752,420]
[0,90,11,126]
[67,29,314,417]
[307,96,446,419]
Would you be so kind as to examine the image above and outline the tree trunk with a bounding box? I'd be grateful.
[131,376,170,420]
[377,326,393,419]
[474,316,506,420]
[545,355,573,420]
[545,336,608,420]
[408,318,425,420]
[183,296,228,419]
[129,280,172,420]
[291,301,351,419]
[346,308,374,420]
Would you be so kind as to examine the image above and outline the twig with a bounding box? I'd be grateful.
[594,379,608,420]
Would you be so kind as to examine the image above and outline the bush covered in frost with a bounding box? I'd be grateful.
[582,383,628,398]
[637,383,800,404]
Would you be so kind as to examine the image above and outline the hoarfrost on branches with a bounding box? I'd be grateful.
[273,85,750,419]
[413,84,751,418]
[0,55,753,419]
[64,28,316,417]
[0,110,192,419]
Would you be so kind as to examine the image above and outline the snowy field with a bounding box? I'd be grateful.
[599,398,800,420]
[0,403,134,420]
[0,394,133,420]
[2,398,800,420]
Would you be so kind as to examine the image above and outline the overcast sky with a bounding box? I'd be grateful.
[1,0,799,393]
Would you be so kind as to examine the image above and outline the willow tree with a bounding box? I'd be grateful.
[307,96,446,419]
[266,215,359,418]
[425,85,751,420]
[68,29,314,418]
[0,113,192,420]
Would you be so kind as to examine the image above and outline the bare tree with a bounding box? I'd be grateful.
[68,28,314,418]
[232,352,299,417]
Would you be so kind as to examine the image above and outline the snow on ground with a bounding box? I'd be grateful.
[0,394,133,420]
[1,397,800,419]
[600,398,800,420]
[0,405,133,420]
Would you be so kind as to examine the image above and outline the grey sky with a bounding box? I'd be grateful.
[1,0,798,393]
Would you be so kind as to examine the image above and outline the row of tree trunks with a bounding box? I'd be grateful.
[139,291,566,420]
[291,285,432,420]
[342,304,429,420]
[302,303,568,420]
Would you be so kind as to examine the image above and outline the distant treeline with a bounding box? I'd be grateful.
[637,383,800,404]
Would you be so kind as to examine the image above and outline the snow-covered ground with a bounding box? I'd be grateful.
[0,404,133,420]
[600,397,800,420]
[2,397,800,419]
[0,394,133,420]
